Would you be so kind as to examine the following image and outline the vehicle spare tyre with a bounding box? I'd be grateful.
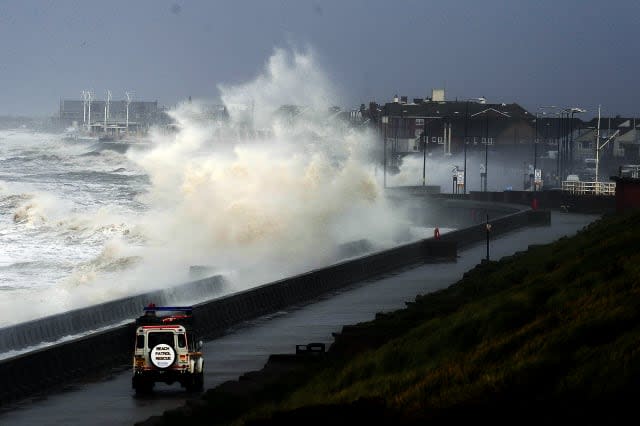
[150,344,176,369]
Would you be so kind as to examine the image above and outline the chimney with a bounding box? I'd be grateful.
[431,89,445,102]
[393,94,399,103]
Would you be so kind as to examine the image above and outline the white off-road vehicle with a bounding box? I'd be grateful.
[132,305,204,393]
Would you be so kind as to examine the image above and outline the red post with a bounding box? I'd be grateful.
[531,197,538,210]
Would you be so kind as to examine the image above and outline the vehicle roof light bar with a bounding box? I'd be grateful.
[143,306,193,312]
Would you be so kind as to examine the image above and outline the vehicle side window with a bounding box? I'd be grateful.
[177,334,186,348]
[136,335,144,349]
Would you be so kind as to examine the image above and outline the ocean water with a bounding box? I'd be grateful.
[0,129,151,325]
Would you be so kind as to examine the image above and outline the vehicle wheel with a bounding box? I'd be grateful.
[133,378,153,394]
[194,371,204,391]
[186,372,204,392]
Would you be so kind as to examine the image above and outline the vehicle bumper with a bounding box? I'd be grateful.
[132,367,193,385]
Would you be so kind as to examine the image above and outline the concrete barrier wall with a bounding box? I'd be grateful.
[468,190,615,214]
[0,276,225,355]
[440,209,550,249]
[405,195,525,230]
[0,207,547,406]
[0,324,135,406]
[436,199,523,229]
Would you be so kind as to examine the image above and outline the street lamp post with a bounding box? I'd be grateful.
[472,107,499,192]
[462,98,485,194]
[555,112,562,185]
[463,101,469,194]
[382,115,388,188]
[596,105,601,183]
[393,110,406,175]
[560,110,567,181]
[470,108,490,192]
[485,213,491,261]
[421,118,440,187]
[532,112,538,191]
[569,111,574,174]
[484,113,489,192]
[568,107,586,175]
[394,114,399,174]
[422,124,427,186]
[563,110,569,179]
[594,105,619,185]
[539,106,564,186]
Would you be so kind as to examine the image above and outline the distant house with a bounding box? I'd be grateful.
[575,117,640,161]
[376,90,537,164]
[613,123,640,162]
[569,117,640,180]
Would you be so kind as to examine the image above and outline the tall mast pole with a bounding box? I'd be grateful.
[82,90,87,128]
[595,105,601,183]
[125,91,132,134]
[87,91,93,134]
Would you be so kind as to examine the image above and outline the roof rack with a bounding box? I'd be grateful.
[136,305,195,327]
[143,306,193,313]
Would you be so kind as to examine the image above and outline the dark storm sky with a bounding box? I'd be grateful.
[0,0,638,117]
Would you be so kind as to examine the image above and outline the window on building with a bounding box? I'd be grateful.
[415,118,424,126]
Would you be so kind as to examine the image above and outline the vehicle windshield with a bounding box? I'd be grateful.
[147,332,175,348]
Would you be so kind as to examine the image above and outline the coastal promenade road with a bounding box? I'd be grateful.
[0,212,597,426]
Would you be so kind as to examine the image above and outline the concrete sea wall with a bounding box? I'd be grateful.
[0,276,225,355]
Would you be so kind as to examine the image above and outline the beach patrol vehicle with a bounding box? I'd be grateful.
[132,305,204,393]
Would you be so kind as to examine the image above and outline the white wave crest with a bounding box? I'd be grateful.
[121,47,408,290]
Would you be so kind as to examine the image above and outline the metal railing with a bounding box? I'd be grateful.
[562,180,616,195]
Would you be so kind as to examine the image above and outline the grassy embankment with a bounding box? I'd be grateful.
[156,211,640,425]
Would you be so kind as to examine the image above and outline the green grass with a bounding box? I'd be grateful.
[153,211,640,425]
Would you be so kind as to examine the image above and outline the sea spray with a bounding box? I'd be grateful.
[123,47,409,293]
[0,48,411,327]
